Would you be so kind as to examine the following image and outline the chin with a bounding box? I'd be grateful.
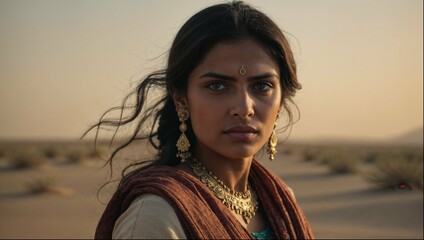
[223,147,260,160]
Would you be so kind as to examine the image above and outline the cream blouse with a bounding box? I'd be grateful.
[112,190,295,239]
[112,194,187,239]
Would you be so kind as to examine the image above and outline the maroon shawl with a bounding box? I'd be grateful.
[95,160,314,239]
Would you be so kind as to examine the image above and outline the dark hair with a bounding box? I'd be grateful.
[84,1,301,187]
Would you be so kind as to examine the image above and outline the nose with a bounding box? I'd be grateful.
[230,90,254,119]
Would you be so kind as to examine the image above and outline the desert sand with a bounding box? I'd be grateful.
[0,142,422,239]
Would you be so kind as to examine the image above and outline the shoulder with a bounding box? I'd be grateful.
[112,194,187,239]
[251,160,297,200]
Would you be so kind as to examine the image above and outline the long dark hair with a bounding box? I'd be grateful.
[83,1,301,187]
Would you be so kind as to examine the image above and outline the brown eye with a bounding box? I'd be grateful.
[207,82,227,91]
[253,82,273,92]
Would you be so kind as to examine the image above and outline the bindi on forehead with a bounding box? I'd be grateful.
[239,65,247,75]
[198,71,279,82]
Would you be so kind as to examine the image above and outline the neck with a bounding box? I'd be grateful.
[193,147,253,193]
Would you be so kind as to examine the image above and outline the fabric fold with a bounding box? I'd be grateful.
[95,160,314,239]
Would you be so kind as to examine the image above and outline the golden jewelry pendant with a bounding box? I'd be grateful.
[187,158,258,224]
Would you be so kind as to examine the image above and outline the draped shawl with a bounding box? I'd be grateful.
[95,160,314,239]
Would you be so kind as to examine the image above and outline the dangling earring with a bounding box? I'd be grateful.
[176,107,191,162]
[267,113,279,161]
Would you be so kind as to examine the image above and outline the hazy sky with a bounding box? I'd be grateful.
[0,0,422,141]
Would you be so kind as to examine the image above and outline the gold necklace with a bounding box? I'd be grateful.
[187,158,258,224]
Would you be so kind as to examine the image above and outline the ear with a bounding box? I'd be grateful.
[171,90,188,110]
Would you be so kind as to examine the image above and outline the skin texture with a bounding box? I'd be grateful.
[174,37,282,231]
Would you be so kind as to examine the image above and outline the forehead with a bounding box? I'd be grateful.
[191,38,280,77]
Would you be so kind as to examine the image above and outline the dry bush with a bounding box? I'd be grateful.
[86,143,111,160]
[86,145,108,159]
[319,148,361,174]
[362,151,381,163]
[364,154,423,190]
[8,149,49,170]
[363,147,423,163]
[280,147,294,156]
[403,149,423,162]
[64,147,89,164]
[300,147,324,162]
[86,148,98,159]
[26,176,73,196]
[279,144,302,156]
[42,147,65,160]
[64,143,110,165]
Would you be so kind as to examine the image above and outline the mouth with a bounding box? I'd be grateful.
[223,125,258,140]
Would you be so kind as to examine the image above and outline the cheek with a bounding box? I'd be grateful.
[187,93,223,138]
[260,98,281,133]
[263,110,277,130]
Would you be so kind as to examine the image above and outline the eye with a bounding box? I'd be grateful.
[206,82,227,91]
[252,82,273,92]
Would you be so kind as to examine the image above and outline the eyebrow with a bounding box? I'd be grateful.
[198,72,279,81]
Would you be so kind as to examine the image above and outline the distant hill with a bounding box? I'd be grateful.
[285,127,423,146]
[392,127,423,146]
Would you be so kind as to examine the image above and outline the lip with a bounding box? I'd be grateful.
[223,125,258,140]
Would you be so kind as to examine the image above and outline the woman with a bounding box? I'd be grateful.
[91,1,314,239]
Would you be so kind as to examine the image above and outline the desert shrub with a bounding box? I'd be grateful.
[404,150,423,162]
[86,145,107,159]
[64,148,89,163]
[1,148,14,159]
[8,149,49,170]
[63,143,111,165]
[319,148,361,174]
[87,148,98,158]
[300,147,324,162]
[42,147,65,159]
[364,154,423,190]
[362,151,381,163]
[280,147,294,156]
[26,176,73,196]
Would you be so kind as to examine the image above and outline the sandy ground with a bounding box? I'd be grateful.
[0,152,422,239]
[261,156,423,239]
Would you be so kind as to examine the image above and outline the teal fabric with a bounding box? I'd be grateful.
[251,225,271,239]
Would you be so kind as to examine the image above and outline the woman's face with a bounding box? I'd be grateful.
[183,38,282,160]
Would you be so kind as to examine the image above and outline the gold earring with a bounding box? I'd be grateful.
[176,107,191,162]
[267,113,279,161]
[267,124,277,161]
